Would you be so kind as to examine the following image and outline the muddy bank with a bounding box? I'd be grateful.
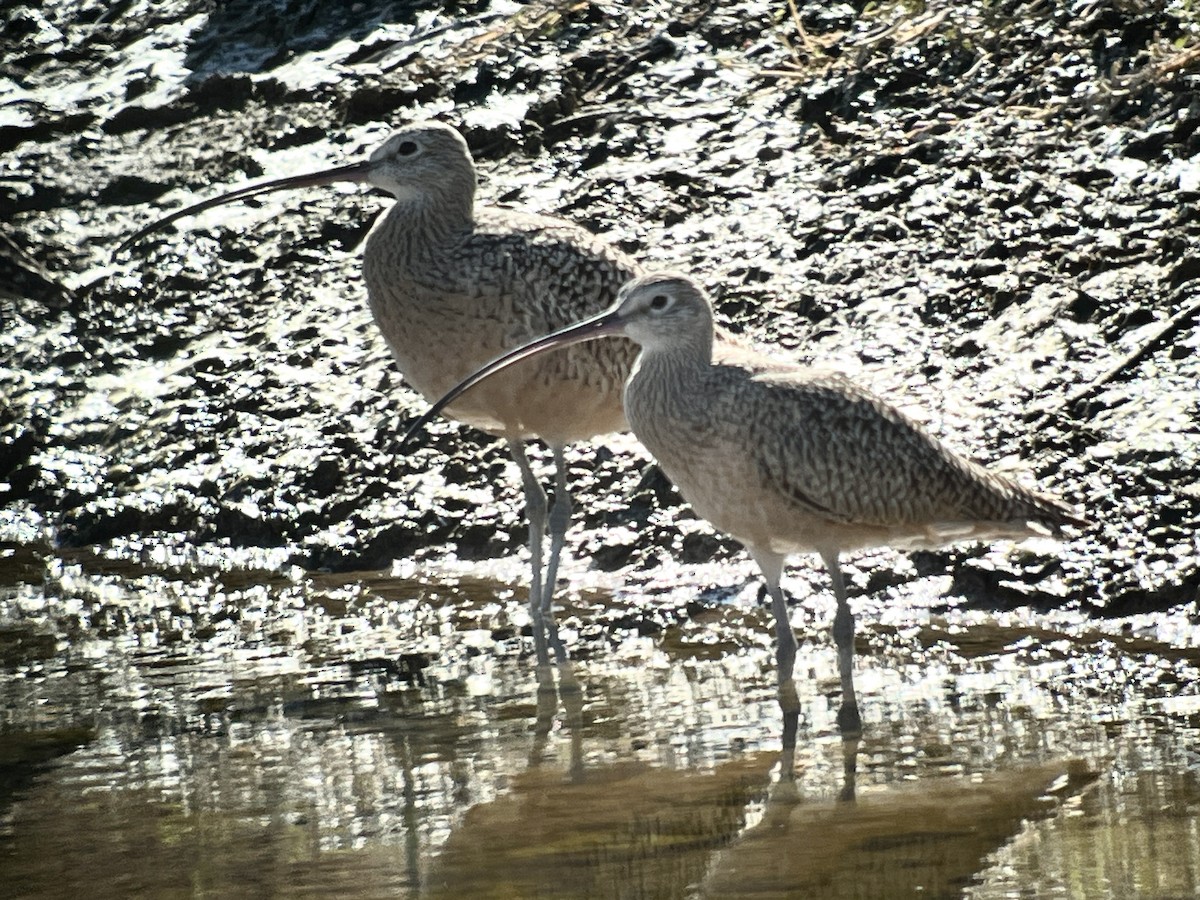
[3,4,1200,896]
[2,0,1199,619]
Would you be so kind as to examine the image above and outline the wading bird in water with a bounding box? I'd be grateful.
[403,273,1085,736]
[120,121,659,668]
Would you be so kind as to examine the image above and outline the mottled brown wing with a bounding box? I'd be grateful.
[732,368,1004,528]
[471,209,640,332]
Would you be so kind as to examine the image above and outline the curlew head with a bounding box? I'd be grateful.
[608,272,713,351]
[361,122,475,203]
[116,121,476,255]
[400,272,714,448]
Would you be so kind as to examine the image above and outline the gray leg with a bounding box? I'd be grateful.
[538,444,571,664]
[752,548,802,779]
[822,550,862,738]
[777,678,800,781]
[508,438,550,667]
[750,548,796,685]
[839,734,860,803]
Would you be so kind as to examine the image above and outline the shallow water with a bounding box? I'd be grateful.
[1,539,1199,899]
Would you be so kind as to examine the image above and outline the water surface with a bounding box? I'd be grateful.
[2,540,1198,898]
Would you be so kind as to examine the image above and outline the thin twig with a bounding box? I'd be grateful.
[1067,294,1200,411]
[785,0,817,57]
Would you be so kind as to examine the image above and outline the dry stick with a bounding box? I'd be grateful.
[1122,43,1200,88]
[1037,42,1200,121]
[370,11,507,70]
[785,0,817,57]
[1068,295,1200,410]
[768,6,949,78]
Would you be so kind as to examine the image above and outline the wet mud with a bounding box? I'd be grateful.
[2,0,1200,896]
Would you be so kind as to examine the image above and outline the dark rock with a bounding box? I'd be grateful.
[0,112,96,155]
[102,102,198,135]
[678,531,725,564]
[97,174,172,206]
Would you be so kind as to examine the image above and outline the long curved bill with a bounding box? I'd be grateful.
[115,159,376,255]
[400,308,628,449]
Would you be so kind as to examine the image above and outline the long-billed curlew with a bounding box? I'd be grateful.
[403,272,1086,736]
[118,122,652,668]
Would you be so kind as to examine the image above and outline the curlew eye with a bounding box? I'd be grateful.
[649,293,671,312]
[396,140,419,156]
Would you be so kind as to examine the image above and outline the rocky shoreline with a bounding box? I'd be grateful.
[3,0,1198,616]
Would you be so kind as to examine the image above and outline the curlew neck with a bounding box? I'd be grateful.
[625,319,715,428]
[385,179,476,245]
